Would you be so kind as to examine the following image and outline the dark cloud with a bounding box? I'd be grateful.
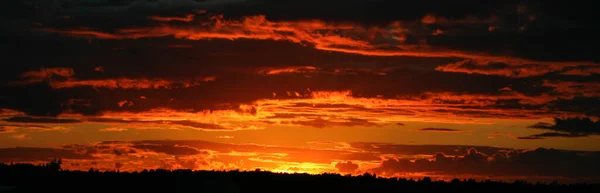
[4,116,82,124]
[548,117,600,135]
[170,120,229,130]
[85,118,230,130]
[548,97,600,117]
[1,116,234,131]
[517,132,585,140]
[521,117,600,139]
[370,147,600,178]
[349,142,512,156]
[528,122,553,129]
[0,147,95,162]
[419,128,462,132]
[131,144,204,156]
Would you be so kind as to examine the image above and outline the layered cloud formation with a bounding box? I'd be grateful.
[1,0,599,182]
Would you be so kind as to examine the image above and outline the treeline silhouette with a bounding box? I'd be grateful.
[0,160,598,193]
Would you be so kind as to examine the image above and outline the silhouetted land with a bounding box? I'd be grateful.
[1,160,598,193]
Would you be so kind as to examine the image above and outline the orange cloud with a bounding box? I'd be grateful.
[0,125,18,133]
[2,85,583,131]
[117,100,134,108]
[256,90,557,125]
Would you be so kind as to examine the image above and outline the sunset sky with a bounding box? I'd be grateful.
[1,0,600,183]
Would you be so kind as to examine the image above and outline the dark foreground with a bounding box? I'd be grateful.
[1,161,598,193]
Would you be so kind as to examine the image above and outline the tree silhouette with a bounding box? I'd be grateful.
[0,161,597,193]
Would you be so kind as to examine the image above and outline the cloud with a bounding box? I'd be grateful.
[370,147,600,178]
[148,14,195,22]
[94,66,105,72]
[542,80,600,99]
[10,68,216,90]
[1,0,600,134]
[517,132,585,140]
[0,126,16,133]
[561,66,600,76]
[169,120,230,131]
[4,116,82,124]
[48,78,215,89]
[1,139,599,181]
[10,134,27,140]
[529,117,600,135]
[86,118,232,131]
[350,142,511,156]
[335,161,359,173]
[117,100,135,108]
[15,68,75,84]
[528,122,554,129]
[548,97,600,117]
[419,128,462,132]
[258,66,318,75]
[131,143,205,156]
[288,117,380,128]
[0,124,61,133]
[38,12,599,75]
[519,117,600,139]
[0,147,96,162]
[1,114,251,131]
[433,59,590,78]
[98,127,128,132]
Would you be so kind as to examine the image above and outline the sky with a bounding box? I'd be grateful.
[1,0,600,183]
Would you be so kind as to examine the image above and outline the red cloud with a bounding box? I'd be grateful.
[148,14,195,22]
[258,66,318,75]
